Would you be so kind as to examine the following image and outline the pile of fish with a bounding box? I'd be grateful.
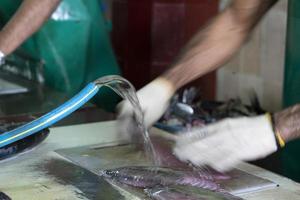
[155,87,264,133]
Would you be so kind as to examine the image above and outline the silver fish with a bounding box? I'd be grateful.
[100,166,220,191]
[150,136,230,181]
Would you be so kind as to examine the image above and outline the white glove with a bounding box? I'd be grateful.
[117,78,175,140]
[174,115,278,172]
[0,51,5,65]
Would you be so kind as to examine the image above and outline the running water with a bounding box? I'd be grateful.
[94,75,160,165]
[94,76,241,199]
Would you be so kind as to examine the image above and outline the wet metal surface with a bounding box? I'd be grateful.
[146,185,243,200]
[38,158,127,200]
[56,143,277,197]
[0,121,297,199]
[56,142,152,174]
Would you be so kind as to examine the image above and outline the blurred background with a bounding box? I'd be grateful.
[0,0,288,114]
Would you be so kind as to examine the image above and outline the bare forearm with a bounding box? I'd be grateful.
[163,9,249,89]
[0,0,61,55]
[274,104,300,143]
[162,0,278,90]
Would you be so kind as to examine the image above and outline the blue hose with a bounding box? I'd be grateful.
[0,82,100,148]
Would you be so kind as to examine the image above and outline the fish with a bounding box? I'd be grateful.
[150,136,231,181]
[145,185,243,200]
[146,187,200,200]
[0,192,11,200]
[100,166,220,191]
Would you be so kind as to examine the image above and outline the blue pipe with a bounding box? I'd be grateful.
[0,82,100,148]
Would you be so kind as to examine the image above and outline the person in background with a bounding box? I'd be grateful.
[119,0,300,172]
[0,0,60,63]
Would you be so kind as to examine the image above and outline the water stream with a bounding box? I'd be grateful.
[94,75,160,165]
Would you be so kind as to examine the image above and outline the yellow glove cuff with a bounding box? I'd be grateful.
[265,113,285,148]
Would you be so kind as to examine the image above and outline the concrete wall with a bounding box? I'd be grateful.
[217,0,288,112]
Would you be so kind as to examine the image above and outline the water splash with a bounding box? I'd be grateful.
[94,75,159,165]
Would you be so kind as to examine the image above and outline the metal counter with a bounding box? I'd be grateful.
[0,121,299,199]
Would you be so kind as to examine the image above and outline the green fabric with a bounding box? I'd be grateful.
[0,0,121,111]
[282,0,300,181]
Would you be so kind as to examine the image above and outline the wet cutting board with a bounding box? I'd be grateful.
[56,141,278,196]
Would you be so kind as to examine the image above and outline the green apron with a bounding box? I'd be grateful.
[283,0,300,181]
[0,0,121,111]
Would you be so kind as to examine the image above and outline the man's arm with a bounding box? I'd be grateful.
[0,0,61,56]
[163,0,278,90]
[118,0,279,130]
[274,105,300,142]
[174,104,300,172]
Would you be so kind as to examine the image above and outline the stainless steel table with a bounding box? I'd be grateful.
[0,121,299,199]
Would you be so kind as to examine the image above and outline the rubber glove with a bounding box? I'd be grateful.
[174,115,278,172]
[0,51,5,65]
[117,77,175,141]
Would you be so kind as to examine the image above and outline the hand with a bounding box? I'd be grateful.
[117,78,175,141]
[173,115,278,172]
